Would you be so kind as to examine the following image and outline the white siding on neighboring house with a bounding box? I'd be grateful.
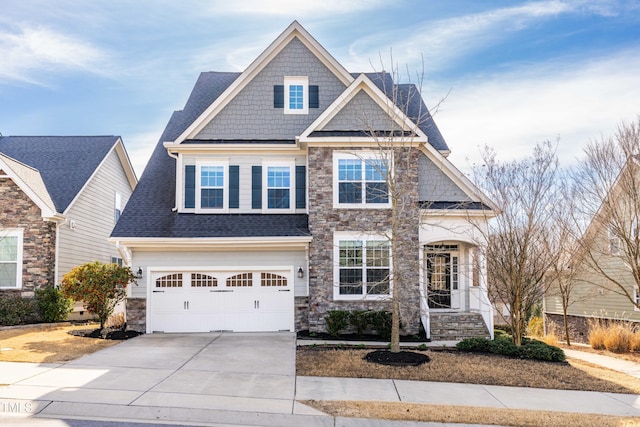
[57,149,133,283]
[130,249,307,298]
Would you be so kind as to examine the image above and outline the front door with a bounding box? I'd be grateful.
[425,245,460,309]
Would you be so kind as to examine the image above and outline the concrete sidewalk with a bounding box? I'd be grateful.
[0,333,639,426]
[564,348,640,379]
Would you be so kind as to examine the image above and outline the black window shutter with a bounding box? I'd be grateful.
[296,165,306,209]
[252,166,262,209]
[185,165,196,209]
[229,165,240,209]
[274,85,284,108]
[309,85,319,108]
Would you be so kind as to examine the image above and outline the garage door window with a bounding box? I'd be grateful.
[192,273,217,287]
[227,273,253,287]
[156,273,183,288]
[261,272,287,287]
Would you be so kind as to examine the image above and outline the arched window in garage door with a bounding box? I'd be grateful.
[192,273,217,287]
[261,273,287,287]
[226,273,253,287]
[156,273,183,288]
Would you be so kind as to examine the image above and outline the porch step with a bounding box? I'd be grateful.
[429,312,490,341]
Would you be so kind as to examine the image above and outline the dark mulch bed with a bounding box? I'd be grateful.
[297,330,428,342]
[68,328,141,340]
[365,350,430,366]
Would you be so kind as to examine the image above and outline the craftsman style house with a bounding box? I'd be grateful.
[112,22,497,339]
[0,136,137,307]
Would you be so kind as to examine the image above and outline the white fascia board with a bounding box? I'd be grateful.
[306,138,423,147]
[0,155,59,219]
[299,74,428,142]
[114,137,138,189]
[173,21,354,145]
[420,208,498,219]
[418,145,500,214]
[109,236,312,251]
[164,141,304,155]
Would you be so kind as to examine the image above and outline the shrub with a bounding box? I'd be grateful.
[542,320,560,347]
[0,295,41,326]
[325,310,349,337]
[632,330,640,352]
[603,324,633,353]
[455,337,492,352]
[105,312,126,329]
[369,310,392,340]
[526,316,544,338]
[457,334,565,362]
[35,285,73,323]
[494,324,513,336]
[349,310,371,336]
[588,319,607,350]
[61,261,136,330]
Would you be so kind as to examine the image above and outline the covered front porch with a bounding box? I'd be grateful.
[419,216,494,341]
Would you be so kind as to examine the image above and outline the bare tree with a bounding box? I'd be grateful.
[473,141,564,345]
[570,117,640,309]
[335,56,449,353]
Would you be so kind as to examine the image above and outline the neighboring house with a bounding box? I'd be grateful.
[0,136,137,316]
[111,21,497,339]
[544,165,640,343]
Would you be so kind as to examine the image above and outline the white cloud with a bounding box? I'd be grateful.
[429,48,640,171]
[344,1,584,74]
[205,0,387,16]
[0,25,109,85]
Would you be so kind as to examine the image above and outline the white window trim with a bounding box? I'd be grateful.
[284,76,308,115]
[0,228,23,289]
[634,287,640,312]
[114,191,122,223]
[333,231,392,301]
[262,159,296,213]
[195,159,229,213]
[333,151,393,209]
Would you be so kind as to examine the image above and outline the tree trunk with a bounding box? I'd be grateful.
[562,305,571,346]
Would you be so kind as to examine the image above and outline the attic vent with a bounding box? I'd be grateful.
[69,220,77,230]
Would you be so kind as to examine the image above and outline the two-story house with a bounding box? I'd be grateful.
[0,136,137,314]
[111,21,497,339]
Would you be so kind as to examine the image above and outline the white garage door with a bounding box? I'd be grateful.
[148,269,293,333]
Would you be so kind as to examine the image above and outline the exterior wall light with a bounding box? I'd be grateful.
[297,267,304,278]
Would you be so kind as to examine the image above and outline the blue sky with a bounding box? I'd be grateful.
[1,0,639,176]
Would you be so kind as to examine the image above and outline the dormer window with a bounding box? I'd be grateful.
[284,77,308,114]
[274,77,318,114]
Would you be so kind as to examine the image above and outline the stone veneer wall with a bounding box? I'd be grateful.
[295,296,309,331]
[126,297,146,333]
[544,313,640,344]
[307,147,421,334]
[0,173,56,296]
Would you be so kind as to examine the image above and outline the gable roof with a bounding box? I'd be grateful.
[299,73,429,144]
[0,153,57,218]
[0,136,134,213]
[172,21,354,144]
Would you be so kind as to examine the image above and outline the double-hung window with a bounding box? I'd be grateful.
[195,160,229,212]
[334,233,391,300]
[262,161,295,212]
[334,152,391,208]
[284,76,308,115]
[0,229,23,289]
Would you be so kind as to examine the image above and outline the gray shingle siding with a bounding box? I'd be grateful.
[418,153,472,203]
[322,90,393,131]
[195,37,347,140]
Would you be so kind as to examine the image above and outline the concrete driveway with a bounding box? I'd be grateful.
[0,332,329,424]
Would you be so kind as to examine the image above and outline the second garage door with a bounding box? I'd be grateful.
[148,269,293,333]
